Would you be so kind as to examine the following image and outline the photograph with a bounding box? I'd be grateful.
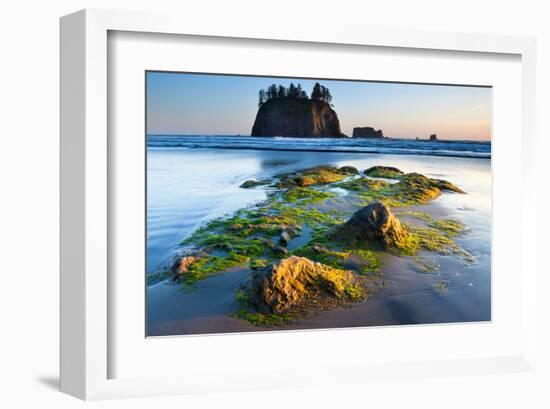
[145,71,492,336]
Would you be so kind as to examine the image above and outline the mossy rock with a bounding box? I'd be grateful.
[337,171,465,207]
[339,165,359,175]
[250,256,364,314]
[364,166,404,179]
[275,165,350,188]
[240,179,271,188]
[335,177,389,192]
[430,178,465,193]
[329,202,412,250]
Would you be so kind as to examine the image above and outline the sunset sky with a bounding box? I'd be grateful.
[146,72,492,141]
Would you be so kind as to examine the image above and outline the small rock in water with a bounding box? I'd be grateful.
[172,255,198,281]
[279,230,291,246]
[311,243,330,253]
[240,179,270,188]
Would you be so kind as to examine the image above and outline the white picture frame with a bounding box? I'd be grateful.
[60,8,538,400]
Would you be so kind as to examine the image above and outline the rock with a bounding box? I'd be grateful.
[339,165,359,175]
[352,127,384,138]
[274,246,289,256]
[399,172,464,199]
[279,230,291,246]
[275,165,349,188]
[311,243,330,253]
[431,178,465,193]
[250,256,361,313]
[172,256,198,280]
[364,166,404,179]
[174,256,197,274]
[251,98,344,137]
[429,134,438,141]
[329,202,409,248]
[258,237,288,256]
[240,179,270,188]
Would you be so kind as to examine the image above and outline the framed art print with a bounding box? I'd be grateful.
[60,9,538,400]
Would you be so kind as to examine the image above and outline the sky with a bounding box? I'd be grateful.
[146,71,492,141]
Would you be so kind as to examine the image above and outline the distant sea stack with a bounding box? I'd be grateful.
[429,134,438,141]
[251,98,343,138]
[352,127,384,138]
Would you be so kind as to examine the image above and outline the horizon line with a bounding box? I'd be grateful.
[146,133,492,142]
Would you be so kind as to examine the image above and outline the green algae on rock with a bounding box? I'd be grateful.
[248,256,365,314]
[339,165,359,175]
[239,179,271,188]
[329,202,412,250]
[171,165,467,287]
[280,186,336,204]
[292,243,382,276]
[392,210,471,260]
[337,168,464,207]
[175,181,343,284]
[275,165,351,188]
[326,202,472,263]
[364,166,404,179]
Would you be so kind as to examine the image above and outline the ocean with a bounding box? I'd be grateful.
[147,135,491,159]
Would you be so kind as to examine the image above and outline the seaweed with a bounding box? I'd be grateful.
[166,165,467,287]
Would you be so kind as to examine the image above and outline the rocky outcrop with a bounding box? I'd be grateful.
[352,127,384,138]
[429,134,438,141]
[249,256,362,314]
[251,98,343,137]
[275,165,350,188]
[364,166,404,179]
[339,166,359,175]
[239,179,270,188]
[329,202,409,248]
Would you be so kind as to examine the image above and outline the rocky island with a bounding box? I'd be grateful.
[251,82,344,138]
[352,127,384,138]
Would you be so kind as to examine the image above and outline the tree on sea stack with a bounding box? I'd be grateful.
[311,82,323,100]
[321,85,333,105]
[258,89,266,107]
[251,82,342,137]
[296,83,307,99]
[288,82,297,98]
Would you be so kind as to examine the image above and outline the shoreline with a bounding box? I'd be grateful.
[147,145,492,159]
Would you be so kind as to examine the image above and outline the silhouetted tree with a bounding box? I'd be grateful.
[321,86,333,104]
[266,84,278,100]
[296,83,307,99]
[288,83,296,98]
[258,82,331,104]
[311,82,323,100]
[258,89,266,107]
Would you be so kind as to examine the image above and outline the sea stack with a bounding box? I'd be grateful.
[429,134,438,141]
[251,98,343,138]
[352,127,384,138]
